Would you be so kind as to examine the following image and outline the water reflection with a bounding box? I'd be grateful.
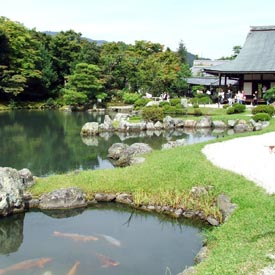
[0,110,216,176]
[0,214,24,255]
[0,204,203,275]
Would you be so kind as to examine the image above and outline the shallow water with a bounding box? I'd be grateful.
[0,204,203,275]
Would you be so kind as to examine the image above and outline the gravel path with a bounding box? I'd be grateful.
[202,132,275,194]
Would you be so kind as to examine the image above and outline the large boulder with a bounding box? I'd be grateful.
[80,122,100,136]
[196,116,212,128]
[0,167,27,216]
[99,115,115,132]
[39,187,87,210]
[107,143,152,167]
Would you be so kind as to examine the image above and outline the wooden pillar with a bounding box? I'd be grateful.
[219,74,222,86]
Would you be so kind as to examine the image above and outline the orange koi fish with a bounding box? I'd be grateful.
[96,253,120,268]
[0,258,52,274]
[66,261,80,275]
[53,231,98,242]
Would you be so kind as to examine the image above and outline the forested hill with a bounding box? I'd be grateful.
[0,16,192,104]
[43,31,107,46]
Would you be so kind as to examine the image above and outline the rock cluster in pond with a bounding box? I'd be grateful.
[107,143,152,167]
[80,114,270,136]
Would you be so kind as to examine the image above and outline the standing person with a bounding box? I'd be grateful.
[241,90,246,104]
[253,91,258,106]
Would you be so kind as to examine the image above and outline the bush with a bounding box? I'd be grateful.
[163,105,177,114]
[263,86,275,103]
[193,108,202,116]
[252,105,275,117]
[232,103,246,113]
[63,89,88,105]
[226,106,235,114]
[193,103,199,108]
[191,95,212,105]
[253,112,271,122]
[134,98,150,108]
[170,98,181,106]
[142,106,164,122]
[159,101,170,108]
[122,92,141,104]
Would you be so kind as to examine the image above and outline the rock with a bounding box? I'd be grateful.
[174,118,185,128]
[207,216,220,226]
[94,193,116,202]
[146,122,155,130]
[113,113,130,122]
[107,143,129,159]
[227,119,236,128]
[173,208,183,217]
[194,246,209,264]
[163,116,175,129]
[217,194,237,222]
[18,168,35,188]
[126,143,152,156]
[181,98,188,108]
[116,193,133,204]
[184,120,197,128]
[99,115,115,132]
[0,167,25,216]
[39,187,87,209]
[154,121,163,129]
[234,119,250,133]
[80,122,100,136]
[196,116,212,128]
[130,157,146,166]
[212,120,227,129]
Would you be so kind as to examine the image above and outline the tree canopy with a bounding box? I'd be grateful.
[0,17,191,103]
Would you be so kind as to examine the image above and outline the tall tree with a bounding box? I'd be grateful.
[177,40,188,64]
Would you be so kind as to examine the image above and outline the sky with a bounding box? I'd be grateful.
[1,0,275,60]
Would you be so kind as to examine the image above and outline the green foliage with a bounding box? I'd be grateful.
[63,89,88,105]
[193,108,203,116]
[134,97,150,108]
[191,95,212,105]
[141,106,164,122]
[252,112,271,122]
[191,85,204,94]
[122,92,141,104]
[169,98,181,106]
[263,86,275,103]
[251,105,275,116]
[232,103,246,113]
[226,106,236,114]
[159,101,170,108]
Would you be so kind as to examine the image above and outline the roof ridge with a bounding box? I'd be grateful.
[250,25,275,31]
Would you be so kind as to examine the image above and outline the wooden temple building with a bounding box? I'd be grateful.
[204,25,275,100]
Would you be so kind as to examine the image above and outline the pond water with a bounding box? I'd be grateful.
[0,110,216,176]
[0,204,203,275]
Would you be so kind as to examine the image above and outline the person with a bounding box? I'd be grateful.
[253,91,258,106]
[241,90,246,104]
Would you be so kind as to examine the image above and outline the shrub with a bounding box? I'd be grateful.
[122,92,141,104]
[232,103,246,113]
[163,105,177,114]
[191,95,212,105]
[142,106,164,122]
[263,86,275,103]
[193,108,202,116]
[193,103,199,108]
[159,101,170,108]
[226,106,235,114]
[134,98,150,108]
[253,112,271,122]
[223,104,229,109]
[170,98,181,106]
[251,105,275,117]
[63,89,88,105]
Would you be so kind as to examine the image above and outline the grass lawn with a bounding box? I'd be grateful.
[29,113,275,275]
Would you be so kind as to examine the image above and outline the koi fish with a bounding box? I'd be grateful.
[96,253,120,268]
[53,231,98,242]
[66,261,80,275]
[99,234,121,247]
[0,258,52,274]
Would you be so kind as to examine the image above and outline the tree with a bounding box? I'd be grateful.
[62,63,103,105]
[177,40,188,64]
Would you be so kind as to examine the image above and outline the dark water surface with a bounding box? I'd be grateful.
[0,110,216,176]
[0,204,203,275]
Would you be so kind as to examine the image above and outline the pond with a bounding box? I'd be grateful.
[0,110,216,176]
[0,204,203,275]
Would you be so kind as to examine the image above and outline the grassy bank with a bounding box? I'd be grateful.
[30,120,275,274]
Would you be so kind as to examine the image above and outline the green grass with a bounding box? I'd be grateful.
[29,117,275,274]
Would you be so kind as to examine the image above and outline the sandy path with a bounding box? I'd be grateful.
[202,132,275,194]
